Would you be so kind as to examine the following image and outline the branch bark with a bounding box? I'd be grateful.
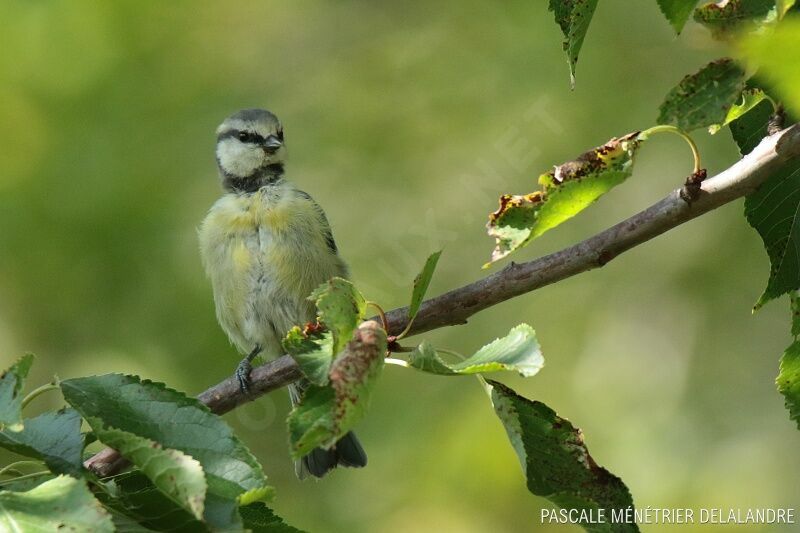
[85,123,800,478]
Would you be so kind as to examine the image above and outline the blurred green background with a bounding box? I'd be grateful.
[1,1,797,531]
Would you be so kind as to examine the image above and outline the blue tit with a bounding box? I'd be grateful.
[198,109,367,478]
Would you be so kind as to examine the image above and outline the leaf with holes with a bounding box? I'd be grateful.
[489,381,638,532]
[658,58,746,132]
[656,0,699,33]
[284,323,334,386]
[743,139,800,309]
[309,278,367,356]
[486,132,643,265]
[0,408,84,476]
[0,476,113,532]
[693,0,776,39]
[409,324,543,377]
[548,0,599,87]
[0,353,33,431]
[61,374,272,531]
[408,250,442,322]
[287,322,386,459]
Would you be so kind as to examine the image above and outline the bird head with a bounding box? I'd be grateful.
[215,109,286,191]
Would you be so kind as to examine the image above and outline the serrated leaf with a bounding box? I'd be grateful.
[97,471,208,532]
[730,95,774,155]
[409,250,442,321]
[89,421,207,521]
[288,322,386,459]
[657,0,700,33]
[740,19,800,116]
[488,381,638,532]
[0,353,34,431]
[0,407,84,476]
[309,277,367,356]
[709,87,768,134]
[0,475,114,532]
[548,0,599,87]
[486,132,643,265]
[240,502,305,533]
[61,374,271,531]
[283,324,334,386]
[657,58,746,132]
[409,324,544,377]
[743,147,800,309]
[693,0,776,39]
[777,340,800,429]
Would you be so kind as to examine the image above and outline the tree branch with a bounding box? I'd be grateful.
[85,123,800,478]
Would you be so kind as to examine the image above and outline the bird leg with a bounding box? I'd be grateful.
[236,344,261,393]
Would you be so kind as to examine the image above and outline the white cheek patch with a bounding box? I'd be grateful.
[216,138,264,177]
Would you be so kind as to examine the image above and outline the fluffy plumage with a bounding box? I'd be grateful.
[199,109,366,478]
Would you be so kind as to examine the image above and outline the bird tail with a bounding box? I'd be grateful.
[288,381,368,479]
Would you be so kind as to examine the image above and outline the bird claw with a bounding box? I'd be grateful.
[236,359,253,394]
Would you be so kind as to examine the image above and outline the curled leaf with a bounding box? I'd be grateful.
[309,277,367,356]
[288,321,386,459]
[283,322,334,386]
[486,132,642,265]
[409,324,544,377]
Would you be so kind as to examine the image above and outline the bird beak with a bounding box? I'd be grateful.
[263,135,282,154]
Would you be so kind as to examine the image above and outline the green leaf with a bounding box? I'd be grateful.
[288,322,386,459]
[90,422,207,521]
[657,58,746,132]
[283,324,334,386]
[548,0,599,87]
[97,471,207,532]
[486,132,643,265]
[0,475,114,532]
[743,148,800,309]
[777,340,800,429]
[740,19,800,116]
[61,374,272,531]
[693,0,776,39]
[409,324,544,377]
[791,291,800,337]
[729,95,774,155]
[0,353,34,431]
[408,250,442,321]
[488,381,637,532]
[0,408,84,477]
[309,277,367,356]
[656,0,699,33]
[708,87,768,134]
[240,502,305,533]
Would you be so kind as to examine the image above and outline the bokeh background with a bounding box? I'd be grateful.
[1,1,798,531]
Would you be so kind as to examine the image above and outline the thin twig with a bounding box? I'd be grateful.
[85,124,800,478]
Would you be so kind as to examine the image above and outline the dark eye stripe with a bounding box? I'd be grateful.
[217,130,265,144]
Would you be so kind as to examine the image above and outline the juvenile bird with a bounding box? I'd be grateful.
[198,109,367,478]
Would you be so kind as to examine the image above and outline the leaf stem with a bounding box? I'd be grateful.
[642,125,702,173]
[365,301,388,332]
[21,378,60,410]
[0,461,44,478]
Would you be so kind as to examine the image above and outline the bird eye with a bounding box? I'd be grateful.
[237,131,250,142]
